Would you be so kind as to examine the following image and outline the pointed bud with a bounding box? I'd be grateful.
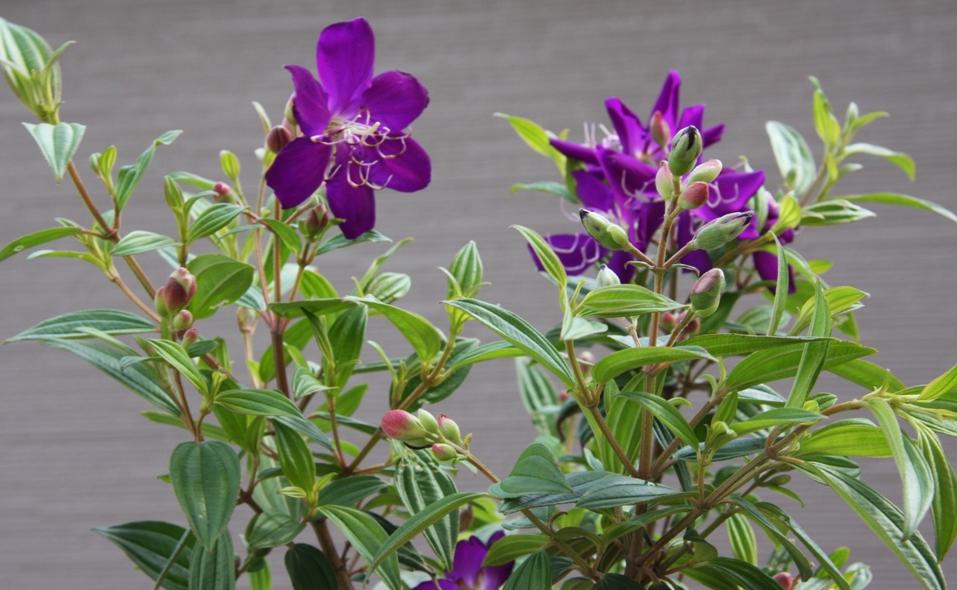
[172,309,193,332]
[650,111,671,150]
[655,162,674,200]
[266,125,293,153]
[596,265,620,287]
[690,269,725,318]
[687,159,723,184]
[181,327,199,348]
[678,182,710,210]
[154,286,170,317]
[661,312,679,332]
[773,572,794,590]
[380,409,430,442]
[438,414,463,445]
[668,125,702,176]
[416,409,440,434]
[300,204,331,240]
[160,267,196,313]
[213,182,234,203]
[692,211,753,250]
[579,209,631,251]
[431,443,458,462]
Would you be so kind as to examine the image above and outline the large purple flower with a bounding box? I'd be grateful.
[413,532,514,590]
[265,18,431,238]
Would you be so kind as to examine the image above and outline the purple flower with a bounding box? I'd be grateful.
[265,18,431,238]
[413,532,514,590]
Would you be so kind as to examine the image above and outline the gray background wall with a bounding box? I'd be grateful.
[0,0,955,588]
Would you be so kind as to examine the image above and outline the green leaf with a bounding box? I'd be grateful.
[726,512,758,565]
[112,230,176,256]
[483,534,549,567]
[502,550,551,590]
[730,408,822,435]
[844,143,916,180]
[801,200,876,226]
[797,419,891,457]
[729,498,818,583]
[829,358,904,391]
[790,286,867,336]
[867,398,934,537]
[448,240,484,297]
[147,338,207,394]
[370,491,482,571]
[810,77,841,147]
[94,521,195,590]
[0,226,82,262]
[766,121,816,194]
[188,204,243,243]
[785,517,852,590]
[248,564,271,590]
[591,346,714,385]
[490,443,571,498]
[169,441,240,547]
[319,475,386,507]
[575,474,679,510]
[347,296,441,363]
[315,505,401,590]
[513,225,565,287]
[801,462,945,590]
[510,181,574,202]
[686,557,782,590]
[445,298,573,387]
[919,362,957,401]
[313,229,391,256]
[916,427,957,560]
[115,130,182,210]
[726,340,874,391]
[10,308,154,341]
[767,236,789,335]
[215,388,300,417]
[273,421,315,493]
[516,358,560,437]
[787,283,831,408]
[494,112,565,172]
[395,452,459,570]
[269,298,357,319]
[839,193,957,225]
[577,284,684,318]
[261,218,301,253]
[187,255,255,319]
[619,392,699,446]
[284,544,337,590]
[681,334,826,357]
[22,121,85,181]
[246,512,305,550]
[188,532,234,590]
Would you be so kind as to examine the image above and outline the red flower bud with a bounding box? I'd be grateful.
[300,204,331,239]
[650,110,671,150]
[380,409,429,442]
[181,327,199,348]
[213,182,233,203]
[679,182,709,210]
[267,125,293,153]
[661,312,679,332]
[773,572,794,590]
[160,267,196,313]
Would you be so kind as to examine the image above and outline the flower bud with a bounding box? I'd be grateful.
[690,269,725,318]
[692,211,754,250]
[773,572,794,590]
[416,409,440,434]
[579,209,631,251]
[159,267,197,314]
[437,414,463,445]
[266,125,293,153]
[300,204,331,240]
[431,443,457,462]
[596,264,620,287]
[667,125,702,176]
[380,409,430,442]
[655,162,674,200]
[661,312,679,332]
[181,327,199,348]
[0,18,66,123]
[650,111,671,150]
[172,309,193,332]
[213,182,234,203]
[687,159,723,184]
[154,286,170,317]
[678,182,709,210]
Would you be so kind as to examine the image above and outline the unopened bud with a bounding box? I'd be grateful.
[690,269,725,318]
[380,409,429,442]
[458,506,474,530]
[437,414,463,445]
[154,286,170,317]
[668,125,702,176]
[596,265,620,287]
[213,182,233,203]
[431,443,457,462]
[579,350,595,364]
[181,327,199,348]
[650,111,671,150]
[172,309,193,331]
[687,159,723,184]
[661,312,679,332]
[765,474,792,487]
[266,125,292,153]
[579,209,631,251]
[655,162,674,200]
[159,267,197,313]
[0,19,65,123]
[300,204,331,239]
[679,182,710,210]
[416,409,440,434]
[773,572,794,590]
[692,211,753,250]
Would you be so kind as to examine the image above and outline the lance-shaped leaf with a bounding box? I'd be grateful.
[483,534,550,567]
[513,224,566,288]
[10,308,155,341]
[685,557,783,590]
[147,338,207,394]
[619,392,699,446]
[682,334,827,357]
[188,532,234,590]
[0,226,82,263]
[767,235,789,335]
[114,129,182,210]
[187,203,243,243]
[490,443,570,498]
[730,408,822,436]
[919,362,957,401]
[576,474,680,510]
[315,505,401,590]
[22,121,85,181]
[502,550,552,590]
[796,419,891,458]
[839,193,957,225]
[246,512,305,550]
[284,544,337,590]
[766,121,816,194]
[273,421,316,494]
[446,298,574,386]
[916,426,957,560]
[347,296,442,363]
[111,230,176,257]
[729,498,819,583]
[787,283,831,408]
[726,340,873,392]
[94,521,195,590]
[844,142,916,180]
[577,284,684,318]
[395,452,459,569]
[169,441,241,547]
[269,297,358,319]
[591,346,713,385]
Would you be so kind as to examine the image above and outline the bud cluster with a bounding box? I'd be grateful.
[380,409,468,462]
[154,267,197,317]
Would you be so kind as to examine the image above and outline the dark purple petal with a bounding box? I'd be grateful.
[550,138,599,165]
[411,581,457,590]
[677,104,704,131]
[326,162,376,238]
[532,233,604,275]
[754,250,796,293]
[702,123,725,149]
[596,146,657,198]
[634,199,666,249]
[481,562,514,590]
[367,135,431,192]
[316,17,375,114]
[605,97,644,155]
[650,70,681,128]
[572,170,614,212]
[285,65,331,137]
[265,137,331,209]
[358,70,429,131]
[695,169,766,223]
[676,212,713,273]
[607,250,637,283]
[448,536,488,586]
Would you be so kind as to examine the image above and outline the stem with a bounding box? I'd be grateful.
[271,328,291,398]
[109,269,161,322]
[172,371,201,441]
[67,160,114,238]
[312,520,355,590]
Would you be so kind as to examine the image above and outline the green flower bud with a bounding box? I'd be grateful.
[692,211,753,250]
[678,182,709,210]
[655,162,674,200]
[416,409,440,435]
[181,327,199,348]
[596,264,620,287]
[687,158,723,184]
[579,209,631,251]
[667,125,702,176]
[431,443,457,462]
[300,204,331,240]
[172,309,193,331]
[690,269,725,318]
[437,414,463,445]
[0,18,68,123]
[650,111,671,150]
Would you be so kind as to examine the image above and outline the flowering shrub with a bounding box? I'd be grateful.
[3,15,957,590]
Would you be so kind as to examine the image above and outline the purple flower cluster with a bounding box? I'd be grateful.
[266,18,431,238]
[413,531,514,590]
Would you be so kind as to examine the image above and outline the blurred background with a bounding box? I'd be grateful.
[1,0,955,587]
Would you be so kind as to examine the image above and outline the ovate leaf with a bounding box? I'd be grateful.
[22,121,85,181]
[0,226,82,262]
[502,550,552,590]
[169,441,241,547]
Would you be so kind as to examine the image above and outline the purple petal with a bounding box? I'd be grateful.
[285,65,331,137]
[572,170,614,212]
[367,135,431,192]
[695,169,766,222]
[265,137,331,209]
[449,536,488,586]
[702,123,725,149]
[532,233,604,275]
[326,161,376,238]
[605,97,644,155]
[481,562,514,590]
[316,17,375,114]
[634,199,666,249]
[607,250,637,283]
[650,70,681,128]
[358,70,429,131]
[676,212,712,273]
[596,146,657,198]
[550,138,599,165]
[677,104,704,131]
[754,250,796,294]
